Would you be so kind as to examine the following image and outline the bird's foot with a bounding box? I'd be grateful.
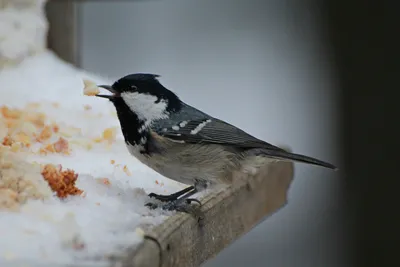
[145,197,201,213]
[147,185,195,202]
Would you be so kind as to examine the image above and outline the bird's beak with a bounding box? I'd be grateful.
[95,85,119,99]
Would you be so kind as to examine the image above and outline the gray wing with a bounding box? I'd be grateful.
[151,103,285,151]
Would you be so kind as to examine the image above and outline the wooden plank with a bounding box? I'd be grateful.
[114,161,294,267]
[45,1,80,66]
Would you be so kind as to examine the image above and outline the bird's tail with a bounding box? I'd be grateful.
[256,149,338,170]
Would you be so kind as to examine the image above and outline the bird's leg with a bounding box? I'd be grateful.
[147,185,195,202]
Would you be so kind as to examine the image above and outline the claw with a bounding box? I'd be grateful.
[185,198,202,206]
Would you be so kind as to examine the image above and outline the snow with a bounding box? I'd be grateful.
[0,51,187,266]
[0,0,48,65]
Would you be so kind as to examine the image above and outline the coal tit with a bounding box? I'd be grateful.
[95,73,337,212]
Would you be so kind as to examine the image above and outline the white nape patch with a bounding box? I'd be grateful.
[179,121,188,127]
[190,119,212,135]
[121,92,169,124]
[172,125,180,131]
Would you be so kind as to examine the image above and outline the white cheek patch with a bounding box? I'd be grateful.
[121,92,169,123]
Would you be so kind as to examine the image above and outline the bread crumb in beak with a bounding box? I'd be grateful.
[83,79,100,96]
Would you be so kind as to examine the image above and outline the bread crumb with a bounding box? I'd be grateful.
[41,164,83,199]
[83,79,100,96]
[123,165,131,176]
[110,159,115,165]
[1,106,21,120]
[39,144,55,154]
[39,137,70,155]
[102,127,117,143]
[53,137,69,154]
[37,125,52,142]
[2,135,13,146]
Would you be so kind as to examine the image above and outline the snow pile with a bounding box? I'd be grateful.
[0,51,186,266]
[0,0,48,67]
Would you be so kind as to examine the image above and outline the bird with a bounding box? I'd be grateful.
[95,73,337,213]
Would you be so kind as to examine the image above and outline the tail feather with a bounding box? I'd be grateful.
[257,149,338,170]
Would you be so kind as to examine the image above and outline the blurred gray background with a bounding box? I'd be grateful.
[77,0,345,266]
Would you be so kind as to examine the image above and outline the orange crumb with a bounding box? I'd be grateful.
[2,135,13,146]
[123,165,131,176]
[30,113,46,128]
[110,159,115,164]
[96,202,100,206]
[53,137,69,154]
[4,118,15,129]
[97,178,111,186]
[1,106,21,119]
[37,125,52,142]
[51,123,59,133]
[155,180,159,185]
[102,127,116,143]
[13,132,31,147]
[41,164,83,199]
[39,137,70,155]
[39,143,55,154]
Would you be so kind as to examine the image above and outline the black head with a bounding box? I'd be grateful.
[96,73,181,114]
[95,73,182,146]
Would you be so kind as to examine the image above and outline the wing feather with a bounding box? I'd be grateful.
[151,103,284,151]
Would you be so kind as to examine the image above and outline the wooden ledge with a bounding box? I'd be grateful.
[114,161,294,267]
